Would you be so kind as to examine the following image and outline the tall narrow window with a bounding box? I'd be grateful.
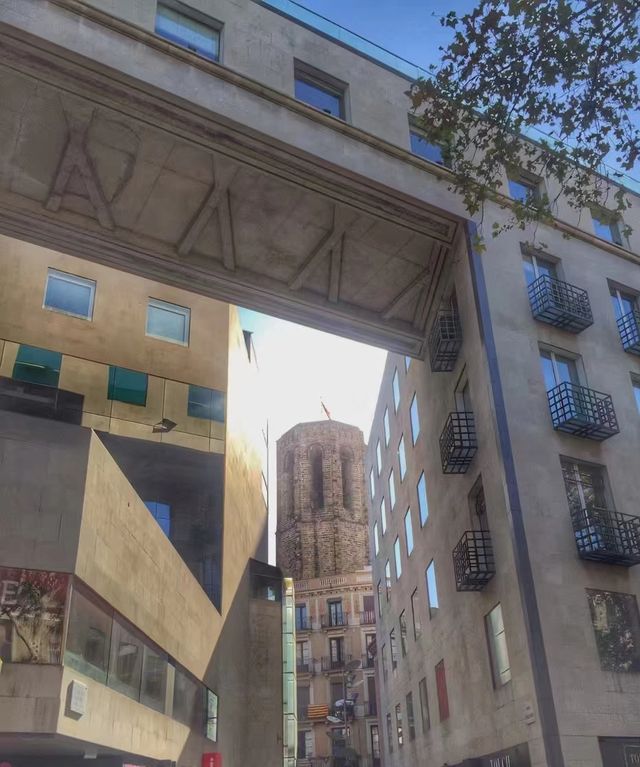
[373,521,380,556]
[388,469,396,510]
[410,394,420,445]
[381,644,388,682]
[380,498,387,534]
[370,724,380,763]
[206,689,218,741]
[394,537,402,580]
[399,611,408,657]
[411,588,422,639]
[610,286,637,321]
[383,407,391,446]
[386,712,393,752]
[405,355,411,371]
[539,348,579,391]
[561,458,609,519]
[485,603,511,687]
[377,581,383,617]
[418,677,430,732]
[295,604,308,631]
[155,2,221,61]
[417,472,429,526]
[44,269,95,319]
[285,452,295,517]
[385,561,391,601]
[406,692,416,740]
[310,446,324,509]
[376,439,382,476]
[369,467,376,501]
[390,629,398,670]
[632,376,640,414]
[398,436,407,480]
[395,703,403,747]
[404,508,414,555]
[587,589,640,672]
[341,448,353,508]
[522,252,556,286]
[435,660,450,721]
[392,368,400,412]
[426,561,439,618]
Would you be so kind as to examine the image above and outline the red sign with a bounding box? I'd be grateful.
[202,754,222,767]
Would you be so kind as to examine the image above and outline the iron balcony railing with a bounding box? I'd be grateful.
[361,653,375,669]
[321,613,348,628]
[359,610,376,625]
[571,507,640,567]
[321,654,352,672]
[439,412,477,474]
[547,382,619,441]
[428,309,462,372]
[452,530,496,591]
[296,659,315,674]
[617,310,640,356]
[295,616,312,631]
[528,274,593,333]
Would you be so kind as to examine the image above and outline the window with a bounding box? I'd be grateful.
[298,730,313,758]
[380,498,387,534]
[329,636,344,665]
[435,660,449,720]
[188,385,225,421]
[399,611,408,657]
[592,209,623,245]
[370,724,380,762]
[561,458,609,519]
[141,644,168,713]
[539,348,579,392]
[365,633,376,667]
[65,586,111,683]
[610,285,637,321]
[205,689,218,740]
[418,677,430,732]
[409,130,448,166]
[108,615,144,701]
[328,599,344,627]
[383,407,391,446]
[310,446,324,509]
[388,469,396,510]
[406,692,416,740]
[44,269,95,319]
[485,603,511,687]
[341,448,353,508]
[455,379,473,413]
[522,252,556,286]
[297,685,310,719]
[146,298,190,344]
[155,1,221,61]
[144,501,171,537]
[108,366,148,406]
[295,604,308,631]
[404,508,414,556]
[411,589,422,640]
[395,703,403,746]
[13,345,62,388]
[369,467,376,501]
[587,589,640,672]
[632,376,640,414]
[294,62,346,119]
[405,355,411,371]
[410,394,420,445]
[173,664,203,729]
[426,561,439,618]
[390,628,398,670]
[394,537,402,580]
[417,472,429,526]
[385,561,391,601]
[373,521,380,555]
[296,641,310,672]
[376,439,382,476]
[398,436,407,480]
[377,581,383,617]
[392,368,400,412]
[386,712,393,752]
[507,170,540,205]
[381,644,388,681]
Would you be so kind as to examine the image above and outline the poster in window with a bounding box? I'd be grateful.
[0,567,69,664]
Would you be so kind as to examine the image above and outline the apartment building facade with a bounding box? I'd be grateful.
[0,236,283,767]
[276,421,381,767]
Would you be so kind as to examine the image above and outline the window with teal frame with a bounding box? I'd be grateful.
[108,366,148,406]
[188,384,225,422]
[13,345,62,387]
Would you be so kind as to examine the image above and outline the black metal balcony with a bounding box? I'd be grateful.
[452,530,495,591]
[361,653,375,669]
[296,616,312,632]
[321,613,348,628]
[439,412,477,474]
[359,610,376,625]
[297,659,315,674]
[0,376,84,425]
[547,382,619,441]
[571,507,640,566]
[528,274,593,333]
[617,310,640,355]
[321,654,351,672]
[428,309,462,372]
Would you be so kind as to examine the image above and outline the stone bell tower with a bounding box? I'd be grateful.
[276,420,369,580]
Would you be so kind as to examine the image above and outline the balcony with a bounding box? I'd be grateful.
[361,653,375,669]
[321,654,352,672]
[452,530,496,591]
[439,412,477,474]
[617,310,640,355]
[547,382,619,441]
[428,309,462,372]
[296,617,313,632]
[321,613,348,628]
[571,507,640,567]
[359,610,376,625]
[0,376,84,425]
[297,659,315,675]
[528,274,593,333]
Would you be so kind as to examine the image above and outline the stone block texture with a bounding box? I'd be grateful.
[276,420,369,579]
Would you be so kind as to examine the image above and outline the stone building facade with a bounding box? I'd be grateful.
[277,420,369,580]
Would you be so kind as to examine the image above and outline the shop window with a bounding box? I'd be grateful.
[107,615,144,701]
[65,586,112,684]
